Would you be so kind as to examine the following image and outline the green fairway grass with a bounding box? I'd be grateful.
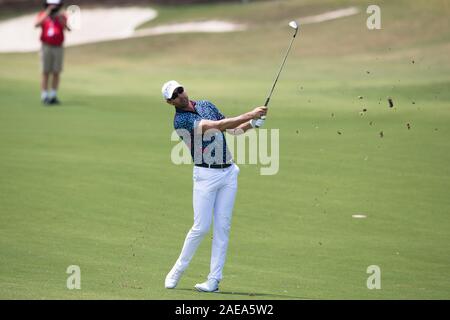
[1,0,449,299]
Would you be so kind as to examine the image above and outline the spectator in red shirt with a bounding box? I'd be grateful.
[35,0,70,105]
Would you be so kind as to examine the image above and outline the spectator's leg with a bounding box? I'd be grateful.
[41,72,49,102]
[49,46,63,103]
[49,72,60,102]
[51,72,59,90]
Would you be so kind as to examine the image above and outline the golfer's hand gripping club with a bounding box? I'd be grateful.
[251,106,267,119]
[257,97,270,124]
[249,106,267,128]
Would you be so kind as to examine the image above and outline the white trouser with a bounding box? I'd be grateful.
[171,163,239,281]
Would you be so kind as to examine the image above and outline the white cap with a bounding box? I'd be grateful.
[47,0,62,5]
[162,80,183,100]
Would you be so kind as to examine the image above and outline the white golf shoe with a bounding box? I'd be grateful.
[165,267,183,289]
[194,279,219,292]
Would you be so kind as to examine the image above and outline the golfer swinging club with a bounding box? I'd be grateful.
[162,80,267,292]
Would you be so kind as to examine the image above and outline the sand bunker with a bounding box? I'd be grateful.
[0,7,246,53]
[134,20,246,38]
[299,7,360,25]
[0,6,359,53]
[0,7,157,53]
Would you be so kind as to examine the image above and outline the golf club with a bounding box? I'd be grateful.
[257,20,299,127]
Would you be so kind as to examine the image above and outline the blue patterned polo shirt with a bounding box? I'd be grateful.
[174,100,233,165]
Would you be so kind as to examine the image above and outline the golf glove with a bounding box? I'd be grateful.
[250,118,265,128]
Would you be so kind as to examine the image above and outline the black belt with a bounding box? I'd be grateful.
[195,163,232,169]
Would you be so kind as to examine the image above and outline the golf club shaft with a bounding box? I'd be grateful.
[260,33,297,122]
[264,35,296,107]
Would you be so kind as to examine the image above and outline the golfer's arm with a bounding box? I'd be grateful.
[198,112,254,133]
[227,122,253,136]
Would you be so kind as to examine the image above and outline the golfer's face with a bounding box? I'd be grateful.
[169,87,189,108]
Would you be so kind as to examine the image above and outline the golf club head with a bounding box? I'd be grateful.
[289,20,299,37]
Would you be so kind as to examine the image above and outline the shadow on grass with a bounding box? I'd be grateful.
[176,288,310,300]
